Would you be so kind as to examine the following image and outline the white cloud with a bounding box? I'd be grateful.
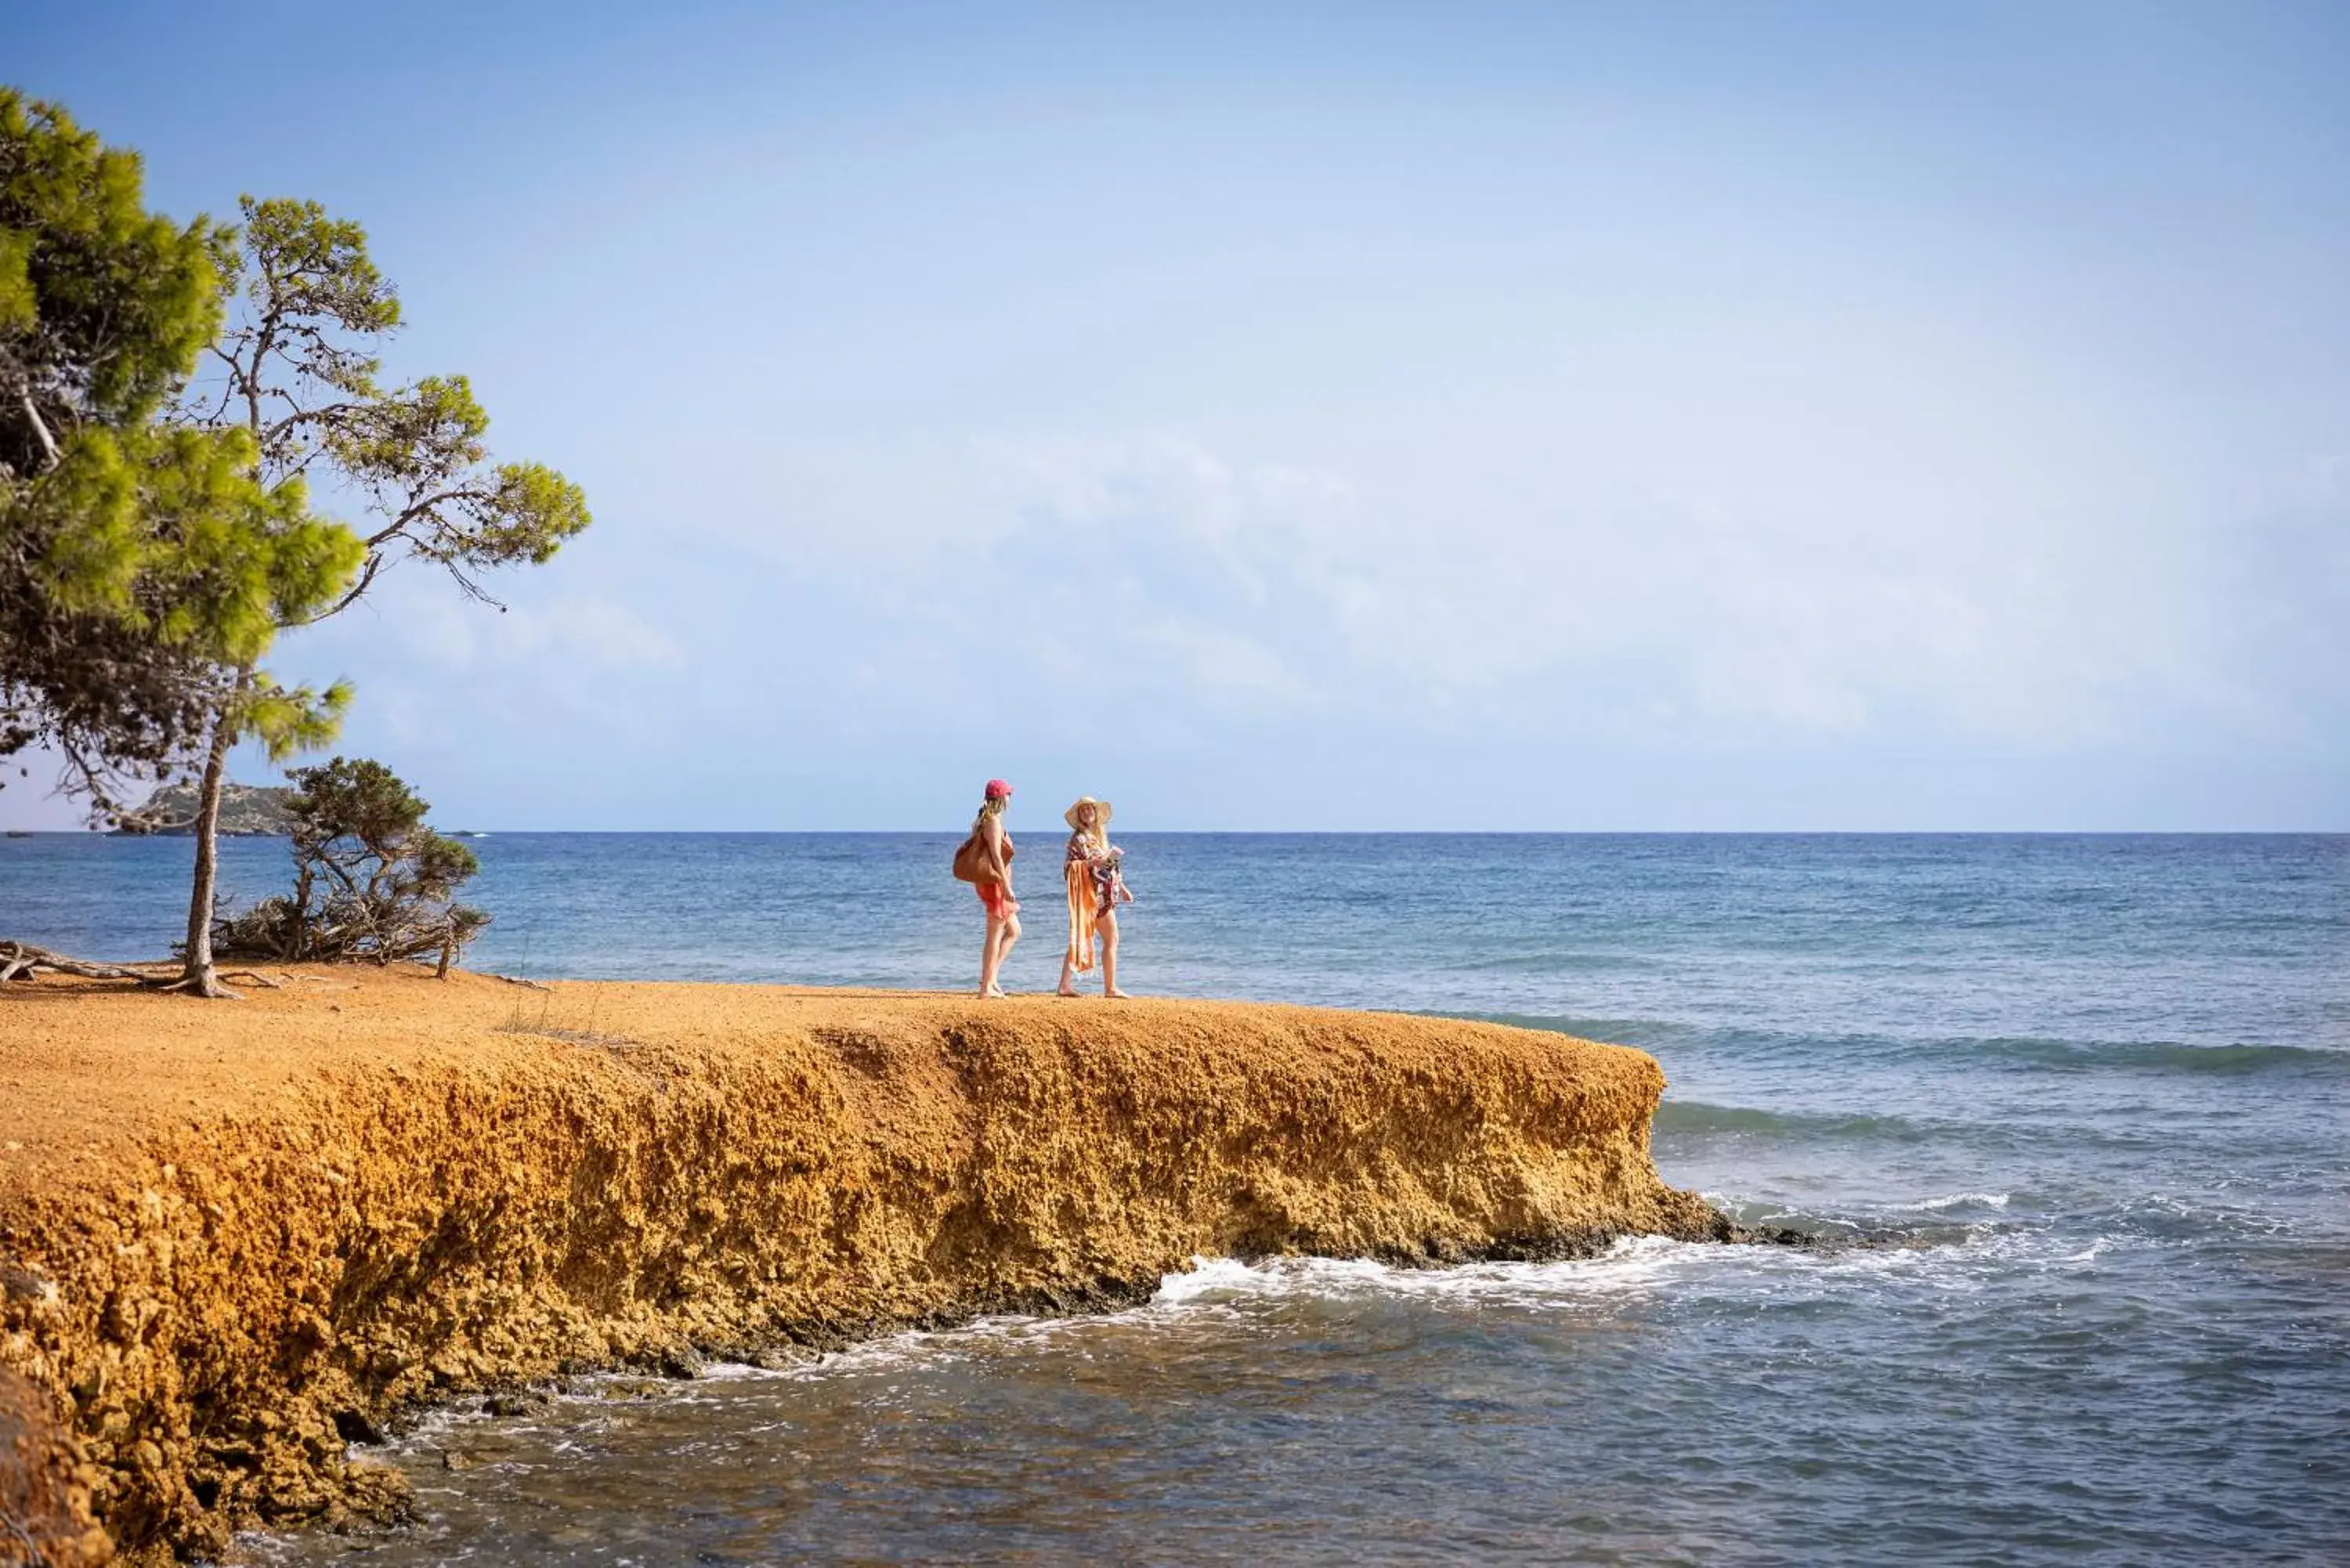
[381,591,684,674]
[495,596,687,670]
[1131,618,1310,700]
[627,421,2345,759]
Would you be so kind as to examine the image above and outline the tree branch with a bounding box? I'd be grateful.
[265,401,364,443]
[0,941,172,984]
[440,558,508,612]
[360,482,499,551]
[16,387,60,473]
[284,551,381,626]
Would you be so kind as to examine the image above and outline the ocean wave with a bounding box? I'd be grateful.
[1653,1100,1937,1142]
[1460,1013,2348,1080]
[1139,1230,2067,1313]
[365,1229,2153,1425]
[1461,1012,1713,1048]
[1441,952,1662,974]
[1942,1038,2350,1076]
[685,1237,2014,1386]
[1893,1190,2012,1212]
[1146,1238,1784,1313]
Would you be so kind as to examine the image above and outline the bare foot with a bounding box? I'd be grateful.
[1055,985,1079,997]
[985,984,1008,999]
[1106,988,1132,999]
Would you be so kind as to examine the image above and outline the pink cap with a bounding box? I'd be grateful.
[985,779,1014,800]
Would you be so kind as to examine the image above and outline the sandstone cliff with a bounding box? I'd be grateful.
[0,971,1727,1563]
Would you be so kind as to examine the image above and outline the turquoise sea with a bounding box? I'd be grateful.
[4,832,2346,1565]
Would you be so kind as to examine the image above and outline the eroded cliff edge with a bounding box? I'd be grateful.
[0,971,1727,1563]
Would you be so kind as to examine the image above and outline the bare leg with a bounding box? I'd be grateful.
[979,912,1006,997]
[989,912,1021,996]
[1057,945,1079,996]
[1100,909,1128,997]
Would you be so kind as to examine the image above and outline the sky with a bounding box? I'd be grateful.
[5,1,2347,829]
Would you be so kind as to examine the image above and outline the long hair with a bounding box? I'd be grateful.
[973,795,1005,833]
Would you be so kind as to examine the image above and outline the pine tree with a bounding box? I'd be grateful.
[165,197,589,992]
[2,92,588,995]
[2,90,360,992]
[212,756,487,970]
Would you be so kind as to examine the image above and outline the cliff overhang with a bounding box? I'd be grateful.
[0,972,1730,1563]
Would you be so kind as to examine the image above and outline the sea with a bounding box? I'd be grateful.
[3,832,2345,1566]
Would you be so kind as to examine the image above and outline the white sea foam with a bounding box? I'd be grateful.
[1898,1190,2013,1212]
[740,1309,1121,1383]
[474,1227,2128,1404]
[1144,1218,2146,1314]
[693,1360,773,1382]
[1150,1235,1791,1312]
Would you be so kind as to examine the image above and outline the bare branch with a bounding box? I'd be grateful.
[16,387,60,472]
[284,551,381,627]
[440,558,508,612]
[0,941,172,984]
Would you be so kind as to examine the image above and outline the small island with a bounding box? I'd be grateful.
[107,781,298,837]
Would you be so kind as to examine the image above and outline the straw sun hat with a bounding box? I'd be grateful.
[1065,796,1113,831]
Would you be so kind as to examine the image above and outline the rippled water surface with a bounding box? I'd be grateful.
[5,833,2346,1563]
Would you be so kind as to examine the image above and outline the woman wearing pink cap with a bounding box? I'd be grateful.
[963,779,1020,997]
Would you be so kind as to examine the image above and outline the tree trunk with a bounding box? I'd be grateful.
[175,696,239,997]
[287,864,313,960]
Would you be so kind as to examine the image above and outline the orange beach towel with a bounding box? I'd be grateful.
[1065,858,1098,970]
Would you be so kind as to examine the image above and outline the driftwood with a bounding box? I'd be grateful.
[0,941,171,985]
[0,941,288,995]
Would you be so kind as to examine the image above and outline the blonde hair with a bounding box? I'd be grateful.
[973,796,1006,832]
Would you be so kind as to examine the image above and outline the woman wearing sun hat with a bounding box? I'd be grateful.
[960,779,1020,998]
[1057,796,1133,998]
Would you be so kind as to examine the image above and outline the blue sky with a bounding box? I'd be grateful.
[6,2,2347,829]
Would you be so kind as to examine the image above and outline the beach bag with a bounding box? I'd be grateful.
[951,831,994,884]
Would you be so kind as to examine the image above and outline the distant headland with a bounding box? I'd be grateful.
[107,782,295,837]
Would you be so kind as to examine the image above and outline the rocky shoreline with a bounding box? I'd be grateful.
[0,972,1737,1564]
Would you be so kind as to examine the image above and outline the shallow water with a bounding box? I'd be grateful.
[5,833,2345,1563]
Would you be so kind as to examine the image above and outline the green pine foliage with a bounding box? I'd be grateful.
[212,200,591,611]
[3,89,583,988]
[212,756,488,966]
[0,90,225,446]
[0,89,360,811]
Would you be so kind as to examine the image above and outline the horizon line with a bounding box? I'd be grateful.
[9,828,2344,839]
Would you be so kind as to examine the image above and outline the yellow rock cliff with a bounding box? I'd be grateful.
[0,970,1727,1563]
